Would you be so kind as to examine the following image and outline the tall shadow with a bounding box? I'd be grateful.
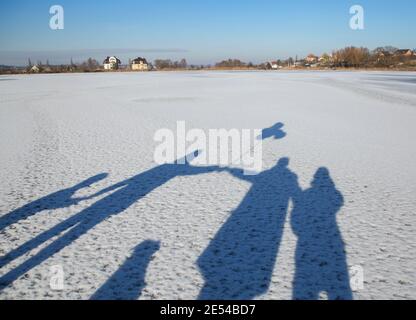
[0,152,220,289]
[91,240,160,300]
[197,157,301,300]
[291,168,352,300]
[0,174,108,231]
[259,122,286,140]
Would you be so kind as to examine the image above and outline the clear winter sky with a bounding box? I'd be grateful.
[0,0,415,66]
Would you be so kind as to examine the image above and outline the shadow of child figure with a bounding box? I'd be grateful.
[0,173,108,231]
[291,168,352,300]
[91,240,160,300]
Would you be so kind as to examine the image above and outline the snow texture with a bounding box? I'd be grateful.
[0,71,415,300]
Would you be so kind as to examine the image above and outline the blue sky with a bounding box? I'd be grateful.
[0,0,415,65]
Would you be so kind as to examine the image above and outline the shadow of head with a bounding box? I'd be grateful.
[265,157,292,177]
[277,157,290,167]
[259,122,286,140]
[311,167,332,188]
[133,240,161,256]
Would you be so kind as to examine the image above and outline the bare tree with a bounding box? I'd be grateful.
[80,58,100,72]
[332,47,370,67]
[215,59,246,68]
[154,59,173,70]
[179,58,187,69]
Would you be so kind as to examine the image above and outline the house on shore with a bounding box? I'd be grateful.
[305,54,319,64]
[266,61,281,70]
[394,49,414,57]
[30,65,40,73]
[318,53,332,64]
[131,57,149,71]
[376,51,392,58]
[374,50,393,63]
[103,56,121,70]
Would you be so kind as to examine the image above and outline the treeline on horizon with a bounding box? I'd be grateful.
[1,46,416,74]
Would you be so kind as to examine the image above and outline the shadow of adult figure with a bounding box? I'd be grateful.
[0,152,220,289]
[91,240,160,300]
[0,174,108,231]
[291,168,352,300]
[259,122,286,140]
[197,157,300,300]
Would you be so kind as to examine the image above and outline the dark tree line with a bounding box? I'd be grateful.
[2,45,415,75]
[23,57,101,73]
[153,59,187,70]
[215,59,247,68]
[332,46,415,68]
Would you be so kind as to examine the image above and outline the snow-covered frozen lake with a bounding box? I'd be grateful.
[0,71,415,300]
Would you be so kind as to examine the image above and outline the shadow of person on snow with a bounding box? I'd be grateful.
[1,120,353,300]
[291,167,352,300]
[198,161,352,300]
[0,151,221,289]
[0,173,108,231]
[90,240,160,300]
[197,157,301,300]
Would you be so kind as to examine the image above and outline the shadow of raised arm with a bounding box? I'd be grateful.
[176,150,225,176]
[223,167,258,182]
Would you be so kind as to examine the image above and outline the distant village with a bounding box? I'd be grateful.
[1,46,415,74]
[263,47,416,70]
